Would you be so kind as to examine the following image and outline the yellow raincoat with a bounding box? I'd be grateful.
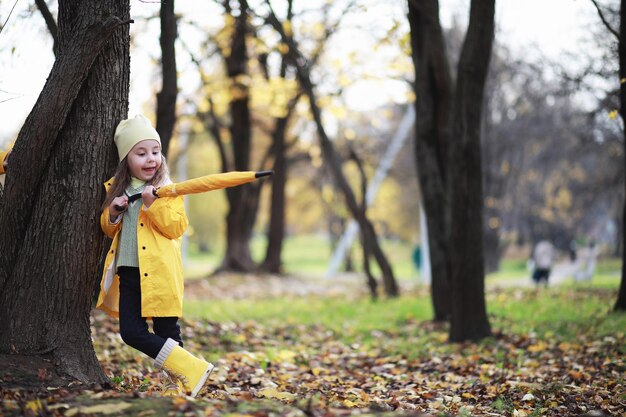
[96,178,188,318]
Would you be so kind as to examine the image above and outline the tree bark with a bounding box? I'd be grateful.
[0,0,130,383]
[615,0,626,311]
[156,0,178,157]
[448,0,494,342]
[407,0,452,321]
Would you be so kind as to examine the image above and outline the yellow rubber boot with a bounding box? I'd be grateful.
[154,338,214,397]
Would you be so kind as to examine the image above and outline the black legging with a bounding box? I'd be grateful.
[118,266,182,359]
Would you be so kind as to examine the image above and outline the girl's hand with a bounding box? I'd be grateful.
[109,195,128,220]
[142,185,157,208]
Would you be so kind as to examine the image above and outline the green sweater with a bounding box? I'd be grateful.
[116,180,146,269]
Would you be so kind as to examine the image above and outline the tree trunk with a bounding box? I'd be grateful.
[261,1,294,274]
[616,0,626,311]
[156,0,178,157]
[359,233,379,300]
[407,0,452,321]
[0,0,130,383]
[351,146,380,299]
[262,116,288,273]
[221,0,257,272]
[448,0,494,342]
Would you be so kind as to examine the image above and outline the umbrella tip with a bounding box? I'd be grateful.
[255,170,274,178]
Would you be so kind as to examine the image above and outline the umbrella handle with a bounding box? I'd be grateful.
[113,189,158,211]
[255,170,274,178]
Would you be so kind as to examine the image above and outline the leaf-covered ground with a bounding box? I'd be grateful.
[1,274,624,417]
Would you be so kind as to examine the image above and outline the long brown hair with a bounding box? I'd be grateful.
[101,155,170,211]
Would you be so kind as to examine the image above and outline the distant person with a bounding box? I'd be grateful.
[531,240,555,286]
[574,241,599,282]
[412,245,422,271]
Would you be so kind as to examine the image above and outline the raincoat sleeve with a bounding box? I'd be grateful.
[142,195,188,240]
[100,207,123,238]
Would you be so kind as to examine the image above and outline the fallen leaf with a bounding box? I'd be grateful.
[257,387,295,401]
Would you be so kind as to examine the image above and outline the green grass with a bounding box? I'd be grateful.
[184,275,625,351]
[185,295,433,336]
[486,286,624,339]
[486,258,529,282]
[183,234,418,280]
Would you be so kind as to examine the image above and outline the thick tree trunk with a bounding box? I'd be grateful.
[221,0,257,272]
[448,0,494,342]
[616,0,626,311]
[156,0,178,157]
[0,0,129,383]
[407,0,452,321]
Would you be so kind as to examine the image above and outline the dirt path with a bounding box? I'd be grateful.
[184,272,420,300]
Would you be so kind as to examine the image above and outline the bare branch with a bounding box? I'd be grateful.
[34,0,59,56]
[0,0,19,35]
[589,0,620,41]
[0,96,23,104]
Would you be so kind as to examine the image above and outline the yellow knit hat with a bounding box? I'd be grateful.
[114,115,161,161]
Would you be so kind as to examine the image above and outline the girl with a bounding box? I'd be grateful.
[96,115,213,397]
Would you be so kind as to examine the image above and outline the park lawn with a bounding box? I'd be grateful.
[184,234,418,280]
[485,258,529,282]
[183,274,625,358]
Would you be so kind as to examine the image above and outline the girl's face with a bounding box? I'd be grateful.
[127,140,162,181]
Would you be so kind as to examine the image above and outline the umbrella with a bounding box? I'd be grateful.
[116,170,273,210]
[155,170,272,198]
